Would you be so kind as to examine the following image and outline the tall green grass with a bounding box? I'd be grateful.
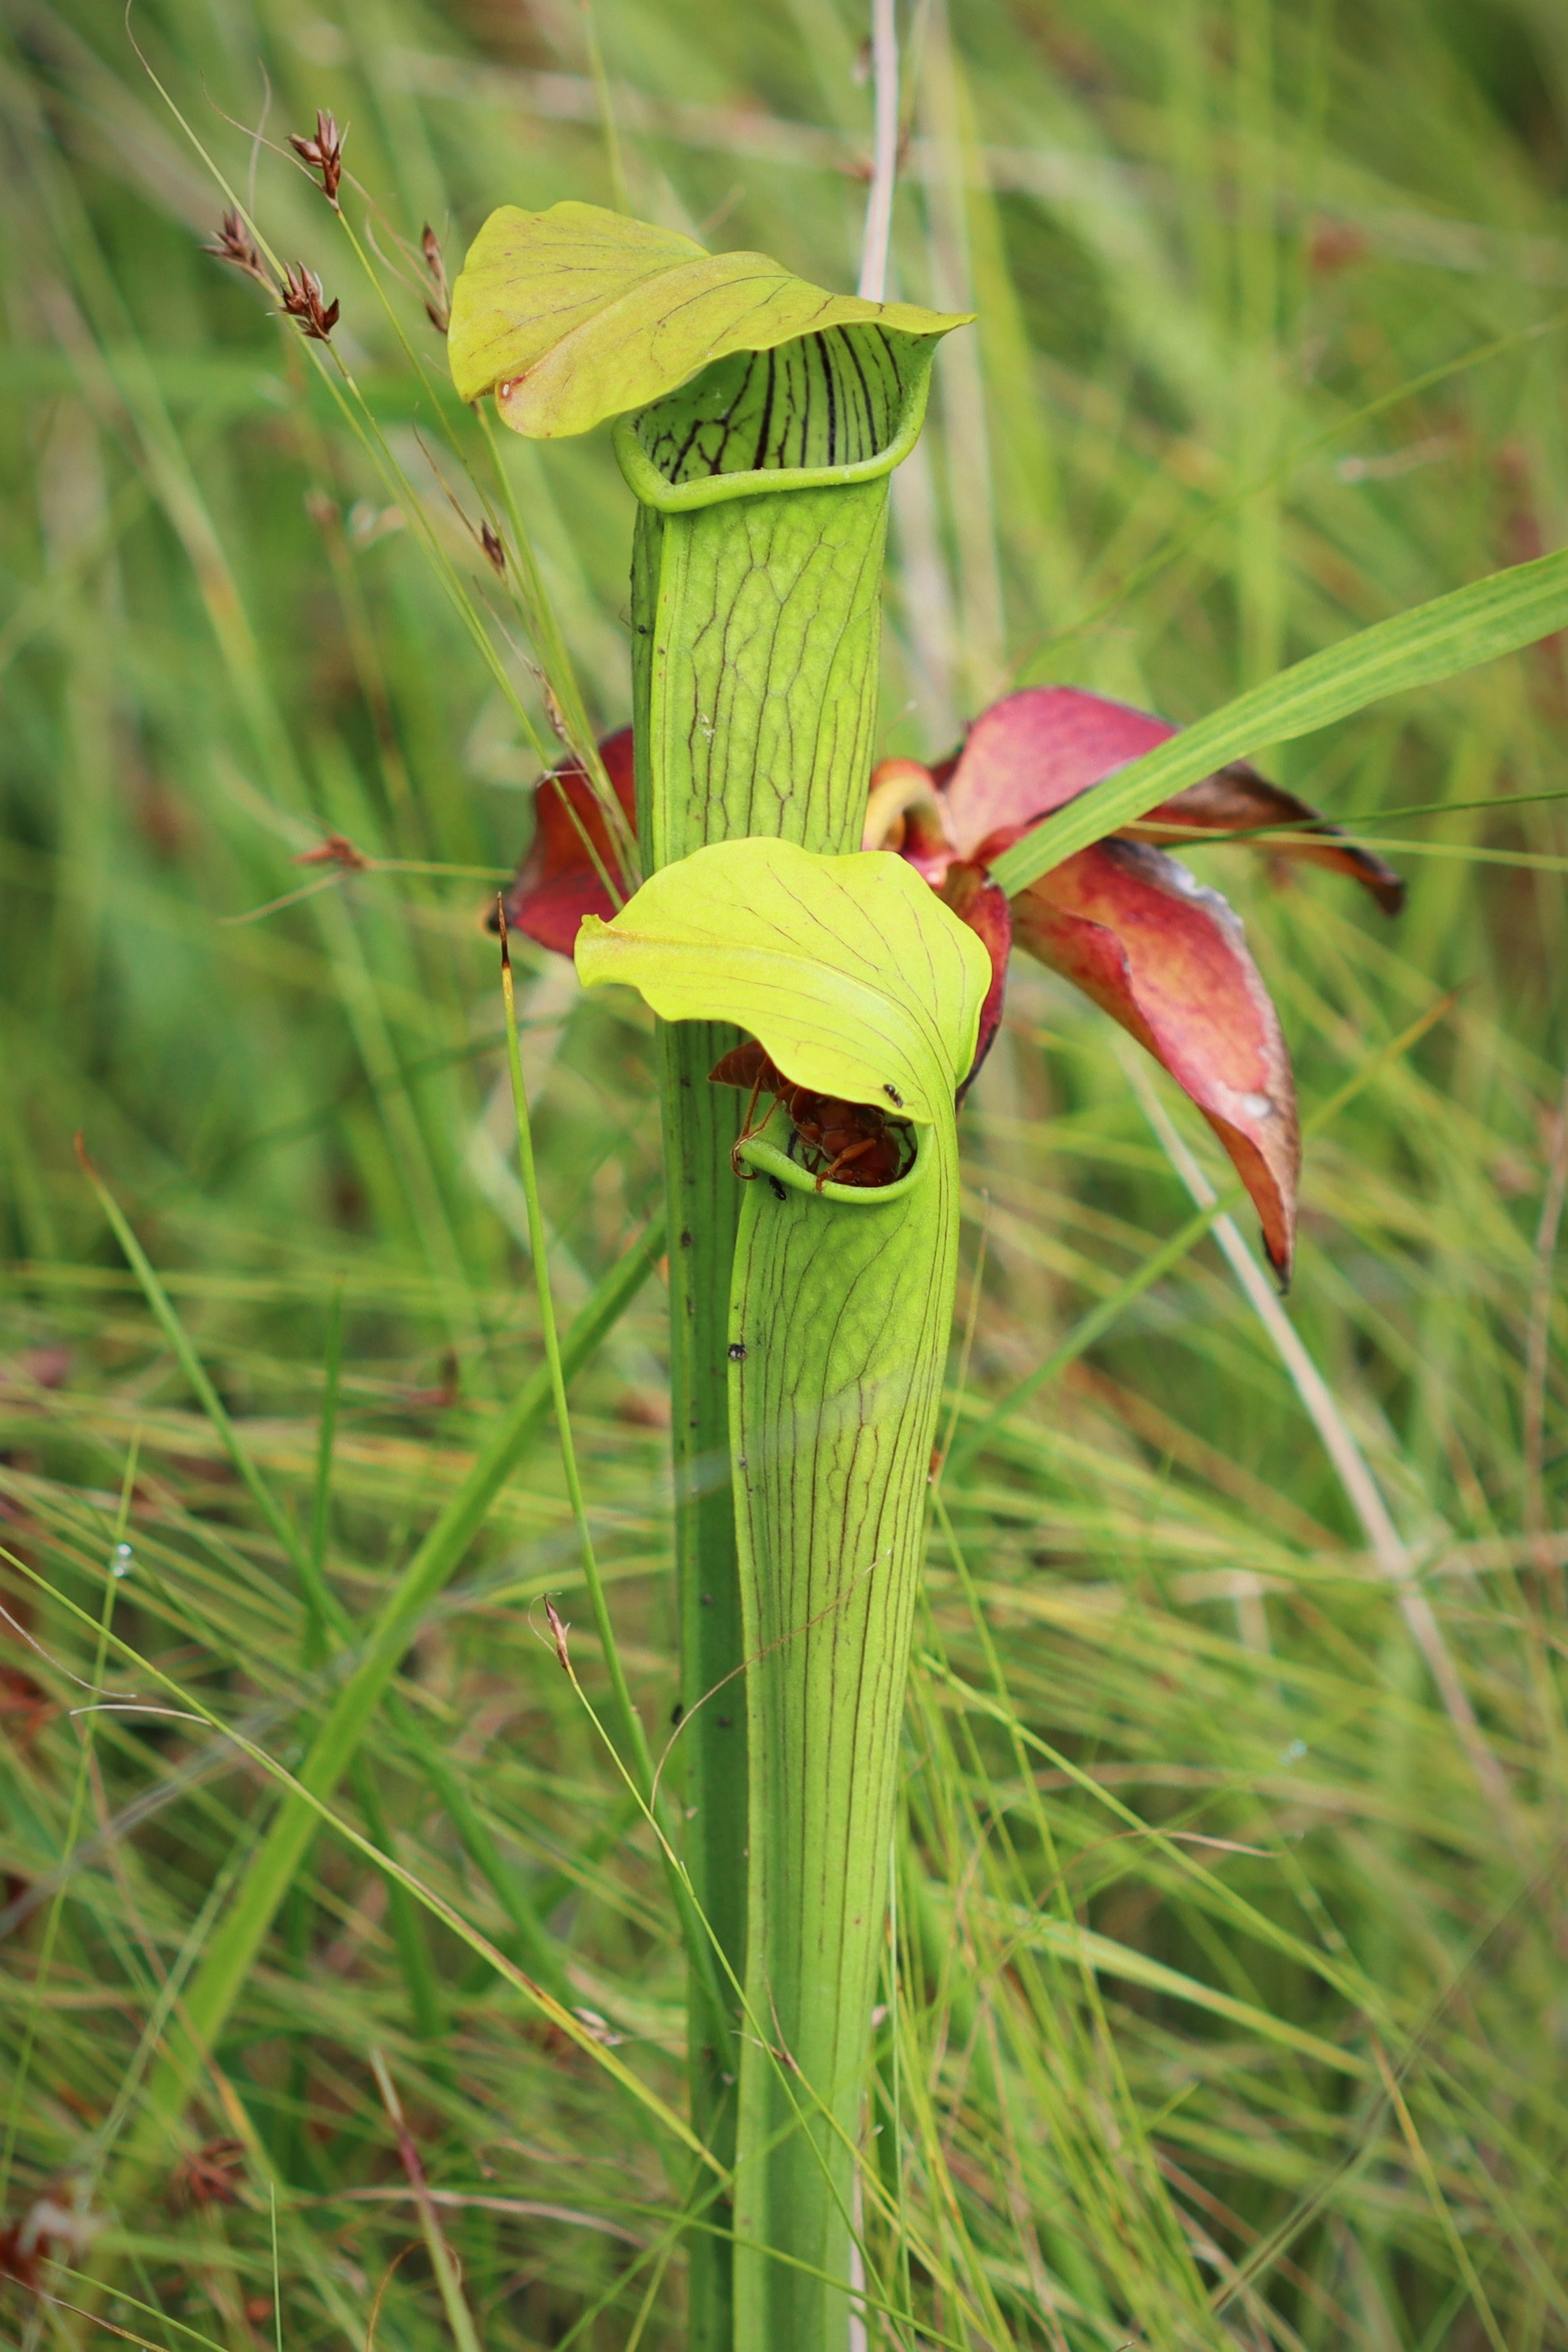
[1,1,1565,2345]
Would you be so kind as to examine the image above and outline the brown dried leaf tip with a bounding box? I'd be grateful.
[293,832,368,870]
[280,263,340,343]
[541,679,573,748]
[169,2138,246,2212]
[0,2193,100,2293]
[289,108,346,206]
[421,224,451,334]
[204,209,269,286]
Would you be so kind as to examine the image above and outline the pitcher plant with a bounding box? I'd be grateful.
[454,197,1411,2351]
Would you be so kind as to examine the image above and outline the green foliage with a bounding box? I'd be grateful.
[1,3,1565,2351]
[576,838,990,1120]
[448,198,967,437]
[991,538,1568,892]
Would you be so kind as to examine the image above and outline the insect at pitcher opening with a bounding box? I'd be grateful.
[710,1039,916,1189]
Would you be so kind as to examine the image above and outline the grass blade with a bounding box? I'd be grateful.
[106,1210,664,2189]
[991,542,1568,893]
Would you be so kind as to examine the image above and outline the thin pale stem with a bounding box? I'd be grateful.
[371,2051,484,2352]
[1523,1055,1568,1584]
[858,0,901,302]
[0,1438,138,2211]
[498,913,650,1772]
[1126,1051,1519,1840]
[498,912,735,2062]
[305,1282,343,1659]
[475,400,640,893]
[580,0,632,215]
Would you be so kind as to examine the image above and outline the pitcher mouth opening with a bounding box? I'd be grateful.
[613,325,939,513]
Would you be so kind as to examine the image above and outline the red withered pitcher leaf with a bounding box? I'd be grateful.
[499,696,1396,1270]
[495,727,636,951]
[1122,766,1405,912]
[941,686,1174,845]
[939,685,1403,912]
[1009,839,1301,1277]
[939,862,1012,1098]
[861,757,957,883]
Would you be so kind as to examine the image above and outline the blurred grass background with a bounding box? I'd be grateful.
[2,0,1567,2345]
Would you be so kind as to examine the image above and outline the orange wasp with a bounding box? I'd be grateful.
[709,1041,910,1189]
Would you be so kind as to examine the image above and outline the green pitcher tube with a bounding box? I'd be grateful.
[725,1122,959,2352]
[575,831,989,2352]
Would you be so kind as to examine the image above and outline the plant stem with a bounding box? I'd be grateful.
[858,0,901,303]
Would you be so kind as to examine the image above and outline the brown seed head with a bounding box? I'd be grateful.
[293,832,368,871]
[420,223,451,333]
[480,520,506,577]
[169,2139,246,2212]
[289,108,346,205]
[280,263,340,343]
[203,209,269,286]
